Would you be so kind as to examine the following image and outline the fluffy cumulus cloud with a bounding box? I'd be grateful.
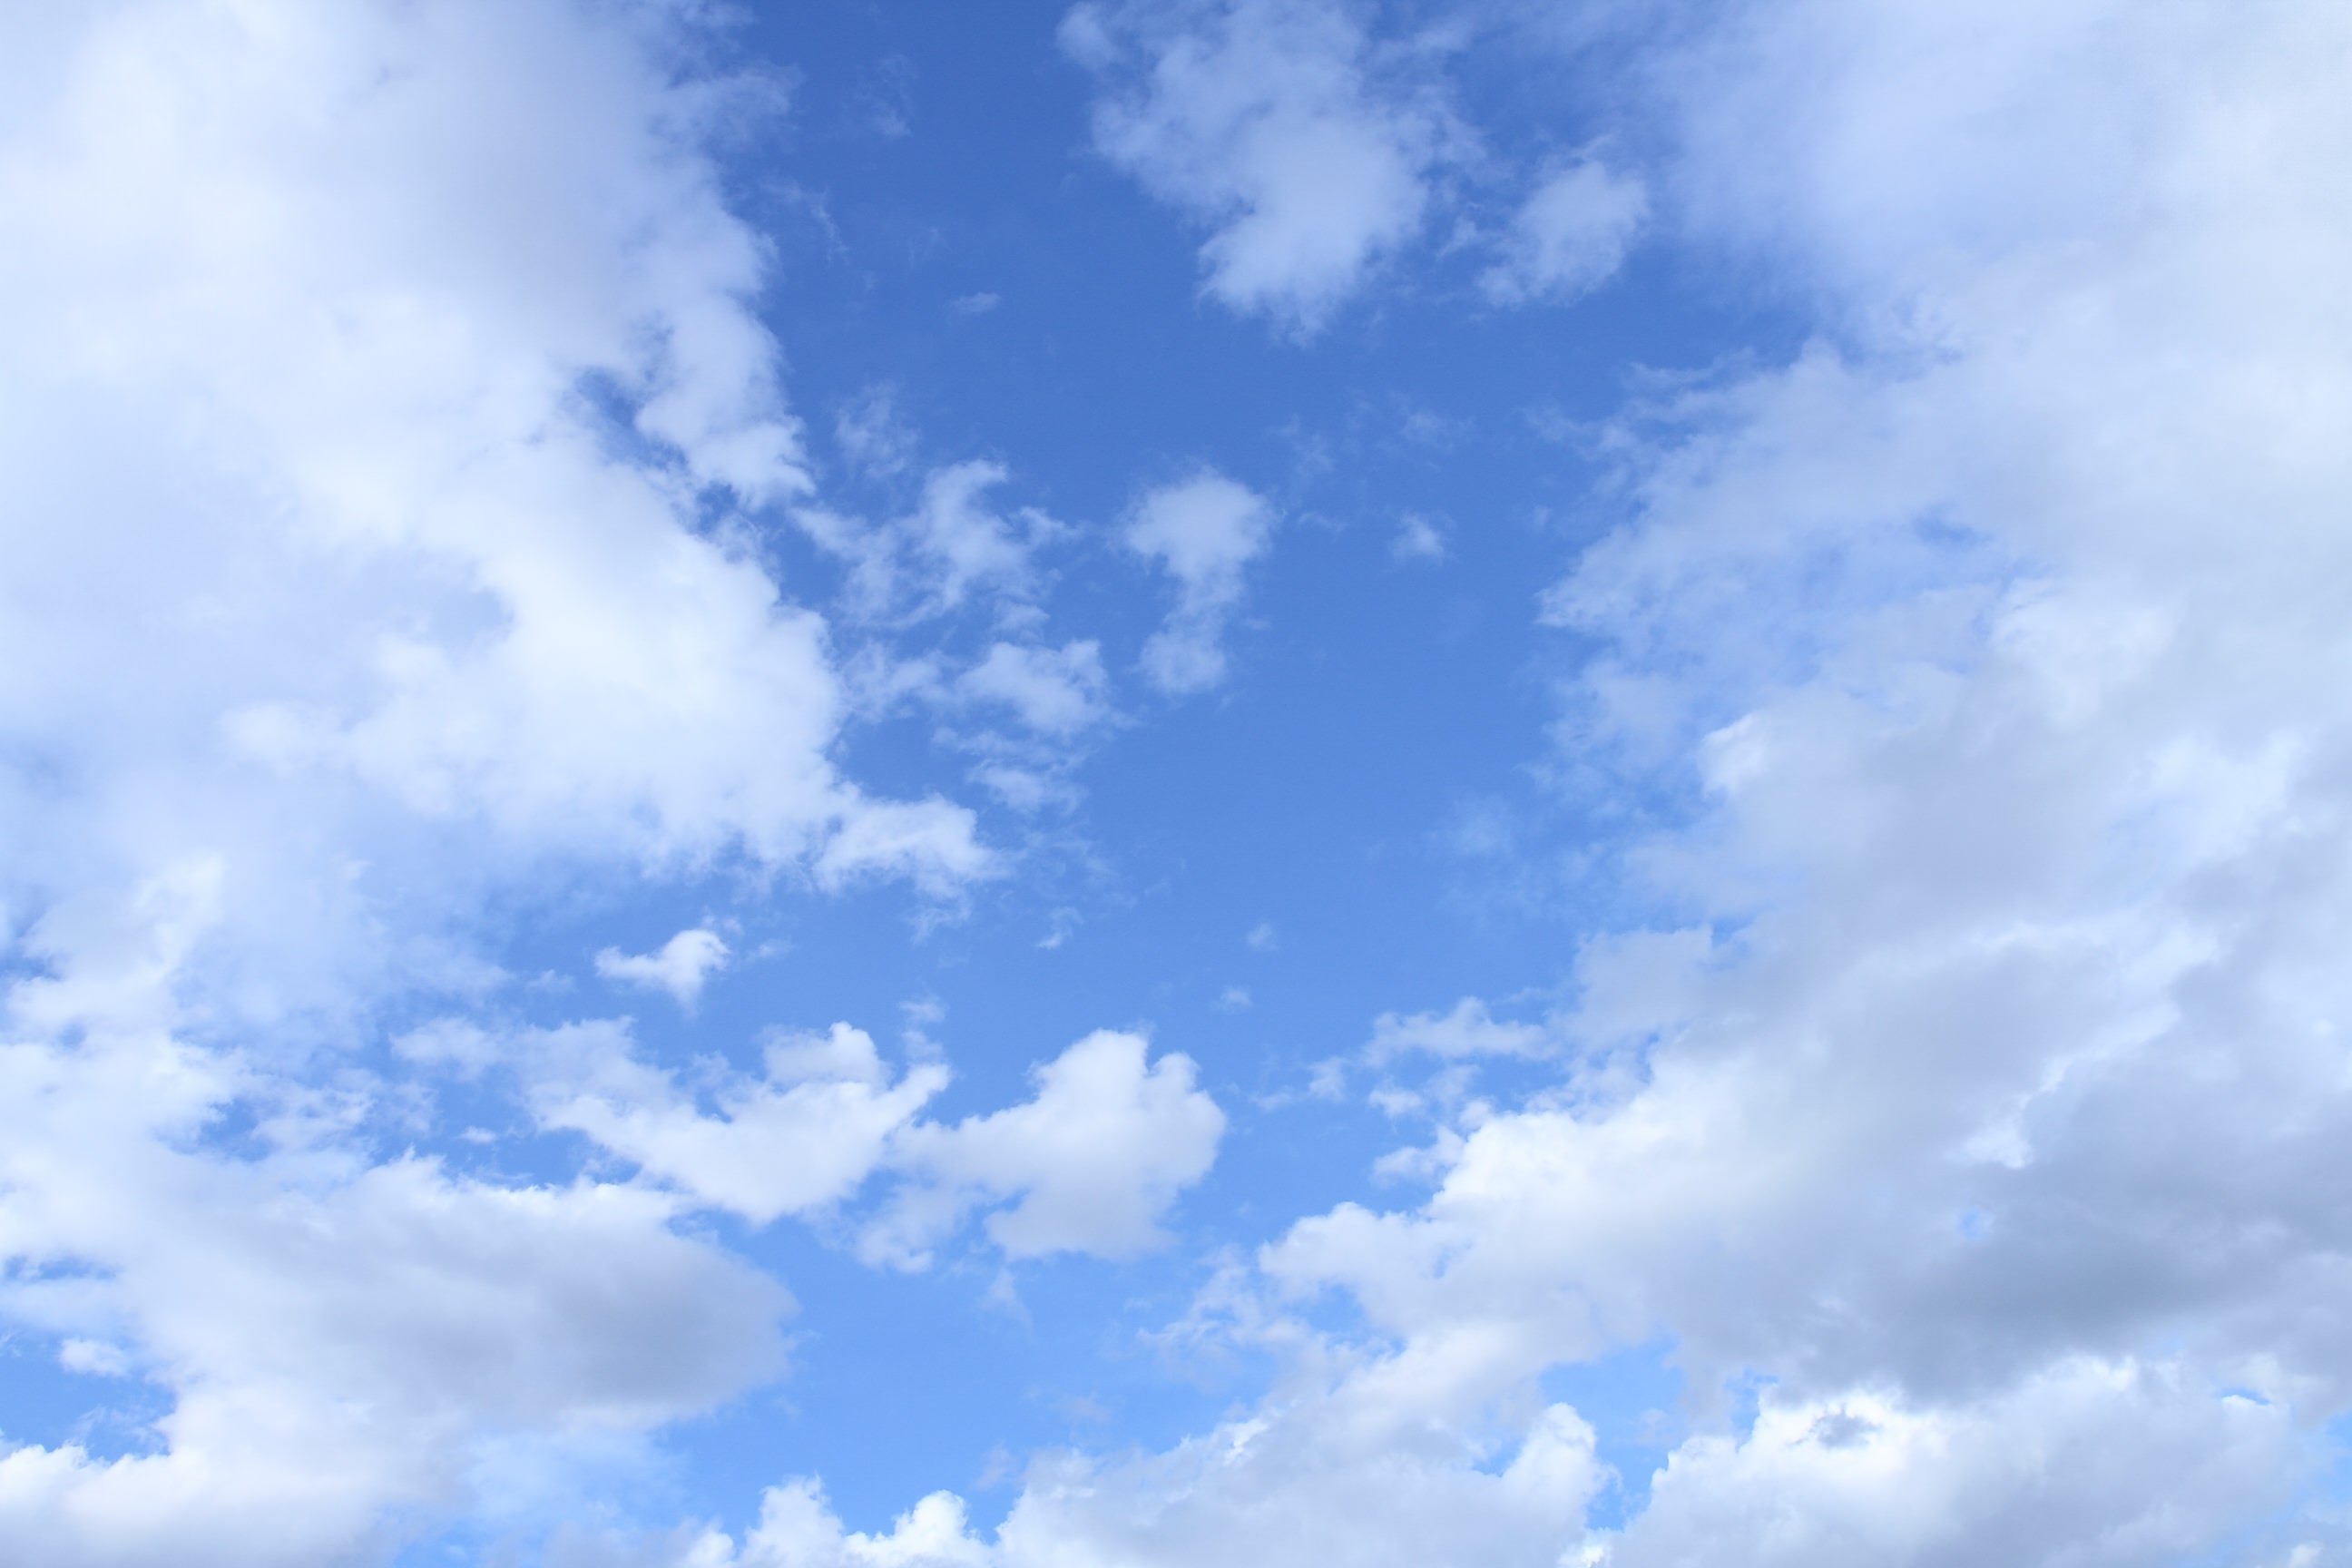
[1125,472,1279,694]
[397,1020,1226,1253]
[628,1387,1605,1568]
[0,0,990,1026]
[445,1019,952,1228]
[1062,0,1456,332]
[1606,1363,2306,1568]
[1242,0,2352,1561]
[0,1,1009,1559]
[0,1014,791,1566]
[10,0,2351,1563]
[866,1031,1227,1266]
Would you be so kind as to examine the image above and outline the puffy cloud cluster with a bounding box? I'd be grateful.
[1254,0,2352,1560]
[1061,2,1657,330]
[691,0,2352,1563]
[0,2,1199,1562]
[869,1030,1228,1265]
[619,1388,1605,1568]
[11,0,2350,1562]
[0,0,991,1039]
[1608,1363,2306,1568]
[401,1018,1225,1256]
[0,995,792,1565]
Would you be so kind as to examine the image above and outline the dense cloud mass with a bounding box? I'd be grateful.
[4,0,2348,1564]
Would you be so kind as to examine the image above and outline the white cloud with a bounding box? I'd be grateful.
[0,1,992,1559]
[729,1480,992,1568]
[1481,159,1647,306]
[13,0,2350,1563]
[792,460,1063,622]
[647,2,2352,1563]
[1367,997,1552,1061]
[512,1020,951,1228]
[813,795,1002,897]
[834,386,921,479]
[0,1021,787,1567]
[640,1385,1602,1568]
[957,642,1112,737]
[1607,1362,2305,1568]
[1126,473,1278,694]
[1062,0,1456,333]
[867,1031,1227,1267]
[0,0,991,1037]
[1245,0,2352,1555]
[596,928,731,1010]
[412,1019,1227,1263]
[1391,513,1447,563]
[932,642,1115,817]
[994,1389,1603,1568]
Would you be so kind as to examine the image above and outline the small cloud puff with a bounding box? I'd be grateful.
[1392,513,1447,563]
[1482,158,1647,306]
[957,641,1112,736]
[1367,996,1553,1061]
[595,927,731,1009]
[1127,472,1279,695]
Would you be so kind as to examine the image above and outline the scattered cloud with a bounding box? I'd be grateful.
[1366,996,1552,1061]
[1062,0,1458,333]
[794,460,1064,623]
[1126,472,1279,694]
[510,1020,953,1227]
[866,1031,1227,1266]
[407,1018,1230,1266]
[1391,513,1447,563]
[595,928,731,1010]
[8,0,2348,1562]
[1481,158,1647,306]
[956,642,1112,737]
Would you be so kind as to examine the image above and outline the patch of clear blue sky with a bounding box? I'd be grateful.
[416,0,1817,1544]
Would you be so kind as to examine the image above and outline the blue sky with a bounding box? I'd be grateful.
[4,2,2351,1565]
